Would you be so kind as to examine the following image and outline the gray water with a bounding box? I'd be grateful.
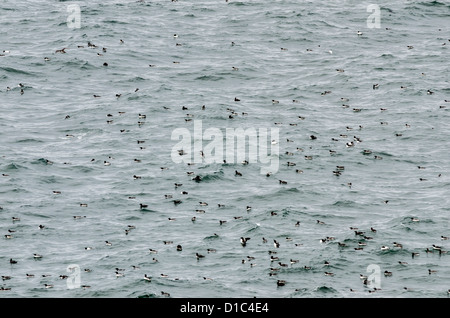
[1,0,450,298]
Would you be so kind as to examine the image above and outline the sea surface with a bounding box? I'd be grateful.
[1,0,449,298]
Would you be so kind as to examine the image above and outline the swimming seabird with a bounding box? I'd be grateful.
[393,242,403,248]
[240,237,250,247]
[273,240,280,248]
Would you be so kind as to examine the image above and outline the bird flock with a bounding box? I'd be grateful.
[1,1,450,297]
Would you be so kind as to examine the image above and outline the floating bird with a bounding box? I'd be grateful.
[196,253,205,260]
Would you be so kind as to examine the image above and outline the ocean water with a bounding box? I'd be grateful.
[0,0,449,298]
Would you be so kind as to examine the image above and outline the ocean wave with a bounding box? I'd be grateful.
[314,285,337,294]
[135,293,158,298]
[4,162,27,170]
[0,66,34,76]
[15,138,44,143]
